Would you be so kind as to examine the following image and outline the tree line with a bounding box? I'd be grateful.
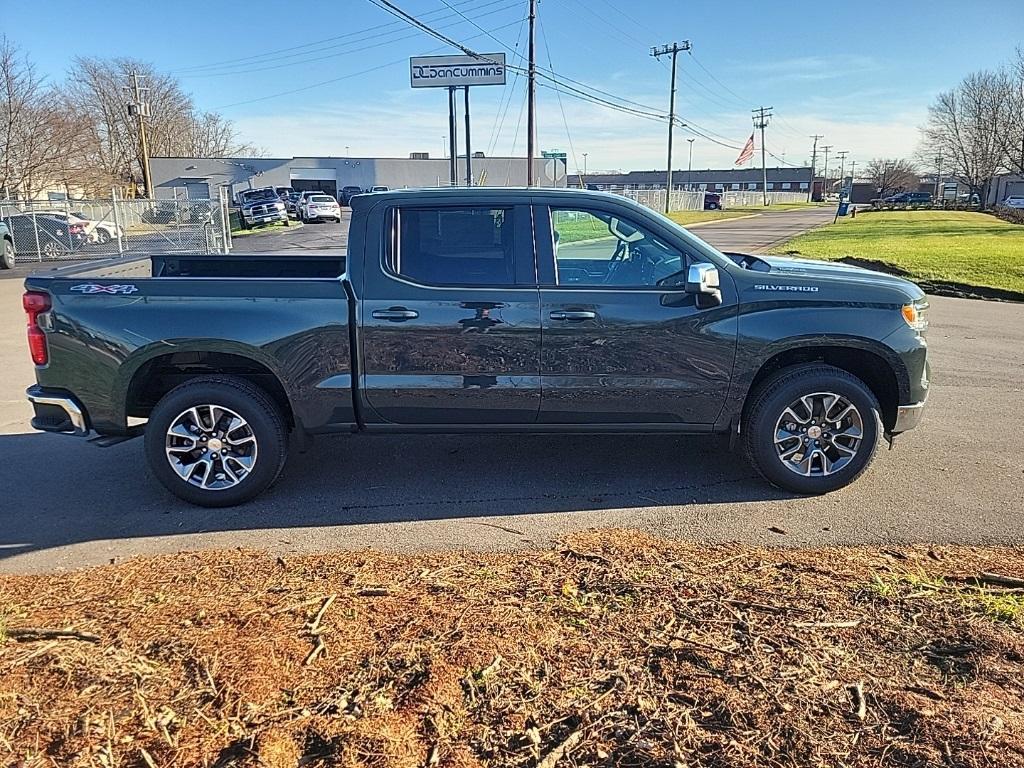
[860,49,1023,201]
[0,36,258,199]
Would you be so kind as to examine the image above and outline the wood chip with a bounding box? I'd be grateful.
[537,728,584,768]
[848,681,867,721]
[6,627,100,643]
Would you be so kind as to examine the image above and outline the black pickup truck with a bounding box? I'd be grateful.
[23,188,929,506]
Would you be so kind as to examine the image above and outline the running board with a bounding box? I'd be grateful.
[88,425,145,448]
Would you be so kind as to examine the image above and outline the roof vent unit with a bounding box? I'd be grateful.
[409,152,430,160]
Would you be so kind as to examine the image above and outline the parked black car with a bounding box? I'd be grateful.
[704,192,723,210]
[339,185,364,205]
[24,188,929,507]
[2,214,89,259]
[883,192,933,208]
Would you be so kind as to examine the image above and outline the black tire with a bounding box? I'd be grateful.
[0,238,13,269]
[144,376,288,507]
[95,228,112,245]
[707,202,720,210]
[743,364,880,495]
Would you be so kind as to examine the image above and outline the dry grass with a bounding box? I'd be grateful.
[2,531,1024,767]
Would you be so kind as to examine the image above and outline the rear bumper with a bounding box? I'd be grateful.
[26,385,89,436]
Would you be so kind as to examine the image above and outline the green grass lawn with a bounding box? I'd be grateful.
[769,210,1024,294]
[230,220,301,237]
[553,209,754,245]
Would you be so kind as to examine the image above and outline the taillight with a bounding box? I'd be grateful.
[23,291,51,365]
[69,224,85,234]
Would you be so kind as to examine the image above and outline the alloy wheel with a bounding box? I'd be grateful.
[164,404,258,490]
[773,392,864,477]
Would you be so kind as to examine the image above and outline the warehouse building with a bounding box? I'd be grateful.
[569,166,818,196]
[149,154,566,200]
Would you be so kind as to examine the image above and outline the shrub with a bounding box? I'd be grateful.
[992,205,1024,225]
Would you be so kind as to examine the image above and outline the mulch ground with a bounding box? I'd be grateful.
[2,530,1024,767]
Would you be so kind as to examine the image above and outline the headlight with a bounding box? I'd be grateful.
[901,300,929,333]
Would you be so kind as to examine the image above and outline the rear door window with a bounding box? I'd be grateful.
[388,206,521,287]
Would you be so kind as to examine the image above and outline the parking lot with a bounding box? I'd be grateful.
[1,221,1022,572]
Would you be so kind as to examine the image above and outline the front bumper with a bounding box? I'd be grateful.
[26,385,89,436]
[892,401,926,434]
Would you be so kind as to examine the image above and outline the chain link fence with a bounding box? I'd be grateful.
[0,193,231,264]
[721,191,809,207]
[616,189,706,213]
[608,189,810,214]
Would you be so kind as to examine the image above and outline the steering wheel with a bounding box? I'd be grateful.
[602,240,628,284]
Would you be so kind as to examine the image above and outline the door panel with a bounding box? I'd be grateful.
[536,203,738,425]
[540,290,737,423]
[359,202,541,425]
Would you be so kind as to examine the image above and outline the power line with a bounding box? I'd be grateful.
[175,0,510,75]
[211,19,524,110]
[539,15,581,180]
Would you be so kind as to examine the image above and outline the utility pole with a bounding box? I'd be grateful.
[582,152,588,177]
[687,138,695,190]
[126,71,153,199]
[849,159,857,199]
[820,144,833,200]
[464,87,473,186]
[448,88,457,185]
[652,41,691,213]
[934,154,943,200]
[836,150,848,198]
[808,134,823,202]
[752,106,773,206]
[526,0,537,186]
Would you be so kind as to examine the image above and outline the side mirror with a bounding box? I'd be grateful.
[685,263,722,307]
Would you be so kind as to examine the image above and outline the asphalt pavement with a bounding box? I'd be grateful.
[1,206,1021,574]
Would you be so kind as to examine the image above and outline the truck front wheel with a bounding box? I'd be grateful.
[744,365,880,494]
[144,376,288,507]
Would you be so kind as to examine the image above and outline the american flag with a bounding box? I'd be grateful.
[735,133,755,166]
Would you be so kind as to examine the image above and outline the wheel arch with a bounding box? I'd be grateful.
[123,345,295,429]
[741,339,907,432]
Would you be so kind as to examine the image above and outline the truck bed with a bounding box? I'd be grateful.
[25,252,354,436]
[40,253,346,280]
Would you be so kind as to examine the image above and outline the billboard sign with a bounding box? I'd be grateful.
[410,54,507,88]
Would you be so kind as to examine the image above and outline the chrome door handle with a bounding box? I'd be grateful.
[371,308,419,321]
[549,310,596,321]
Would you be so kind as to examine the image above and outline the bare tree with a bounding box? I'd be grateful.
[921,70,1007,201]
[0,37,82,199]
[999,47,1024,175]
[863,158,919,197]
[64,57,262,196]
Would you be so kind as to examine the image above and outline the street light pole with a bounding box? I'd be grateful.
[686,138,694,190]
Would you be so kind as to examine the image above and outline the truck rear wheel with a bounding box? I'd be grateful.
[744,365,880,494]
[144,376,288,507]
[1,239,13,269]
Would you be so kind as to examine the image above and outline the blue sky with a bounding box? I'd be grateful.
[5,0,1022,173]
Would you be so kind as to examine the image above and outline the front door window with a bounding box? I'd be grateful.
[550,208,687,288]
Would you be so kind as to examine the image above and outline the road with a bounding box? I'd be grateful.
[1,207,1021,573]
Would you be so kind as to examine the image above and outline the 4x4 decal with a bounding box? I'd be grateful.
[70,283,139,295]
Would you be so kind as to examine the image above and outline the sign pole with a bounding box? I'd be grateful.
[448,87,457,186]
[464,87,473,186]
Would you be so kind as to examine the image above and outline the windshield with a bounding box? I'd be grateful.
[243,189,278,202]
